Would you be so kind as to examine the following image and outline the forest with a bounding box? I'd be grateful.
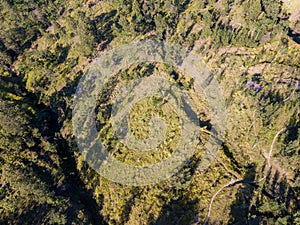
[0,0,299,224]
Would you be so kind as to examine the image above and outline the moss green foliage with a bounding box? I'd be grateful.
[0,0,299,224]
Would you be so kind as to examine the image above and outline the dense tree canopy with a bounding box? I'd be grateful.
[0,0,299,224]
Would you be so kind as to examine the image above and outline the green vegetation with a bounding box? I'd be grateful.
[0,0,299,224]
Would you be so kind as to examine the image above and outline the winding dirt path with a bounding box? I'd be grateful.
[203,126,297,225]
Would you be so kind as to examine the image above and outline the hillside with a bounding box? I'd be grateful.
[0,0,299,224]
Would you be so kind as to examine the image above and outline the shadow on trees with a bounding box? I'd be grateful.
[46,91,107,225]
[1,72,107,224]
[229,167,300,225]
[152,194,199,225]
[228,164,257,225]
[151,154,209,225]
